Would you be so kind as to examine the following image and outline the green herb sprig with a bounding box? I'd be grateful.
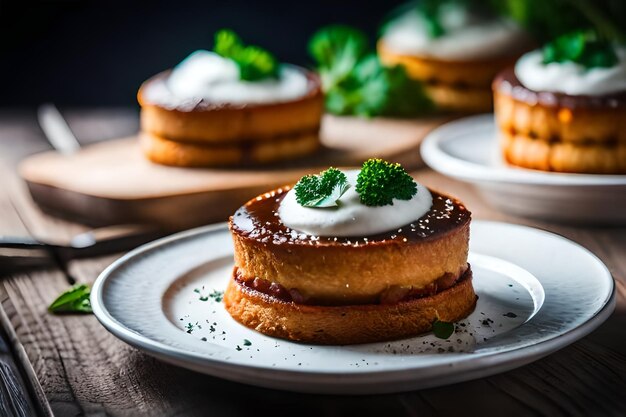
[214,29,279,81]
[543,30,618,68]
[432,319,455,339]
[309,25,432,118]
[48,284,92,314]
[294,167,350,208]
[355,159,417,207]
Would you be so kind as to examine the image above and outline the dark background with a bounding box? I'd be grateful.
[0,0,401,107]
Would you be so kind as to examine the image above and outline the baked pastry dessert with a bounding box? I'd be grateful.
[225,159,475,344]
[137,30,324,167]
[378,2,531,112]
[494,34,626,174]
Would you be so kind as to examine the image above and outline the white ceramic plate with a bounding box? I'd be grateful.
[91,221,614,395]
[420,114,626,224]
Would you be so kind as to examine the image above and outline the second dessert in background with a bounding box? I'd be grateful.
[138,30,324,167]
[378,1,531,113]
[494,30,626,174]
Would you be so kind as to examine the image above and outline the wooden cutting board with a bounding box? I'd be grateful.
[19,115,448,230]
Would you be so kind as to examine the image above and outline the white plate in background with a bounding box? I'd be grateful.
[421,114,626,224]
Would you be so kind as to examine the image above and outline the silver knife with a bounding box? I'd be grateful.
[37,103,82,154]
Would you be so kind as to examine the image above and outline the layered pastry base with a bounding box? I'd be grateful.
[139,130,320,167]
[225,170,475,344]
[378,6,530,113]
[137,51,324,167]
[494,49,626,174]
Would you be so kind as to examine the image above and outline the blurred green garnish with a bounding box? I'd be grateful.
[214,29,279,81]
[543,30,618,68]
[493,0,625,44]
[309,24,369,89]
[309,25,432,118]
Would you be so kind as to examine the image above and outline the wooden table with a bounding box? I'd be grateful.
[0,109,625,417]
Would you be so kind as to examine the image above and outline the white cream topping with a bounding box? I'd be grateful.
[514,48,626,96]
[166,50,309,104]
[381,6,527,60]
[278,170,433,237]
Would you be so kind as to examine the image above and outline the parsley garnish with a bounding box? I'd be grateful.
[543,30,618,68]
[415,0,475,38]
[309,25,432,117]
[48,284,92,314]
[294,167,350,208]
[209,290,224,303]
[186,322,197,333]
[419,0,446,38]
[214,29,279,81]
[432,320,455,339]
[243,339,252,346]
[355,159,417,207]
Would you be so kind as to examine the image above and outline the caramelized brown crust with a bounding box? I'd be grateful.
[378,40,527,112]
[138,70,324,143]
[224,267,476,345]
[139,131,320,167]
[229,188,471,305]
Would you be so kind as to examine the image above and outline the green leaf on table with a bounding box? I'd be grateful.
[48,284,92,314]
[432,319,455,339]
[214,29,279,81]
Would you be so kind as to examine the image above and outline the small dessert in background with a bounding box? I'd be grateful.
[225,159,475,345]
[138,30,323,167]
[378,1,531,113]
[494,31,626,174]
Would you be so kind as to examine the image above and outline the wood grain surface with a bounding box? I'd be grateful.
[0,109,625,417]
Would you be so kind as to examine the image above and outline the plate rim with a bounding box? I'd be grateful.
[91,221,616,393]
[420,114,626,186]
